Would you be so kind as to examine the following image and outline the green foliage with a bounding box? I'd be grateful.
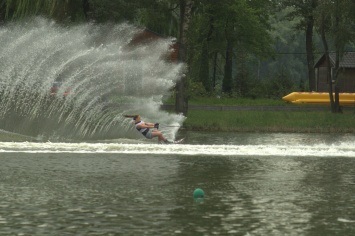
[89,0,136,23]
[315,0,355,53]
[256,5,310,93]
[187,0,274,95]
[188,81,209,98]
[134,1,178,36]
[1,0,86,21]
[264,77,296,99]
[199,40,212,92]
[299,78,306,92]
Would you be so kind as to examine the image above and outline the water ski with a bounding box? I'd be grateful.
[172,138,184,144]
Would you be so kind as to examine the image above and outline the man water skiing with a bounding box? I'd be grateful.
[126,115,171,144]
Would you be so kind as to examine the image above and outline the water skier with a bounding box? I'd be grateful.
[126,115,171,144]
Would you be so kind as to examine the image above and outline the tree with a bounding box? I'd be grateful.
[134,0,179,36]
[222,10,234,94]
[187,2,214,94]
[1,0,87,22]
[88,0,140,23]
[316,0,355,113]
[281,0,318,91]
[175,0,193,115]
[181,0,273,98]
[199,40,212,92]
[82,0,91,21]
[216,0,273,94]
[263,4,308,94]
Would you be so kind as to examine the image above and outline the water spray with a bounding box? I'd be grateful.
[0,18,185,141]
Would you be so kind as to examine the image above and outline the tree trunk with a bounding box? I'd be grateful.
[199,40,211,92]
[222,37,233,94]
[0,1,5,24]
[305,13,315,91]
[333,49,341,113]
[212,52,218,89]
[83,0,92,21]
[320,13,335,113]
[333,12,342,113]
[175,0,193,115]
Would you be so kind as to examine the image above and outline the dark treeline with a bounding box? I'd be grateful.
[1,0,355,114]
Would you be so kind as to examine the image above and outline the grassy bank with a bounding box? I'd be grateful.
[176,98,355,133]
[188,97,287,106]
[183,110,355,133]
[165,97,287,106]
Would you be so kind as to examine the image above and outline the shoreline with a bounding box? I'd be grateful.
[1,104,355,142]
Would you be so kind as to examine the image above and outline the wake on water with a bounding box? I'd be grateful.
[1,126,354,157]
[1,140,355,157]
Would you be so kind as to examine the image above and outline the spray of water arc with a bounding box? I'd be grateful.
[0,18,185,141]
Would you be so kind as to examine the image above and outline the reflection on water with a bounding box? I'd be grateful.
[1,132,355,235]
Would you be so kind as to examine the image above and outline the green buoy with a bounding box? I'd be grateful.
[193,188,205,199]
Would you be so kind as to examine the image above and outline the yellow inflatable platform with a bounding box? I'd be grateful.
[282,92,355,106]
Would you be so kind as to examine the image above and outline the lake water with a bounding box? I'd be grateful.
[1,131,355,235]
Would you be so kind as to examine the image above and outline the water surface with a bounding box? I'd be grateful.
[1,132,355,235]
